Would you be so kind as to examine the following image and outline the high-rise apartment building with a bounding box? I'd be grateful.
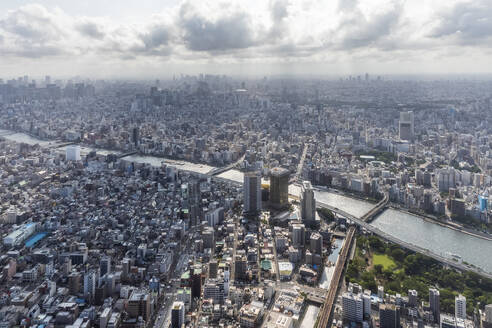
[244,171,261,215]
[455,294,466,319]
[342,292,363,323]
[429,288,441,323]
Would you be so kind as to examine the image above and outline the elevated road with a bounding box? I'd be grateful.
[317,227,355,328]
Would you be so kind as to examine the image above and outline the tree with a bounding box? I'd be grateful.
[391,249,405,262]
[374,264,383,275]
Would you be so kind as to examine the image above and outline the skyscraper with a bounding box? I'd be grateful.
[399,111,414,141]
[244,171,261,215]
[301,181,316,226]
[429,288,440,323]
[455,294,466,319]
[132,126,139,147]
[270,167,289,209]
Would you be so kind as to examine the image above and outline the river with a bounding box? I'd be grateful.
[371,209,492,273]
[0,129,216,174]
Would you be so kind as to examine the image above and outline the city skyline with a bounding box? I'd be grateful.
[1,0,492,77]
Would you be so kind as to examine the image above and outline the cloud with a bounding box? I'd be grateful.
[178,2,257,52]
[430,0,492,45]
[140,24,171,50]
[0,4,65,42]
[0,0,491,74]
[328,0,404,50]
[76,20,106,39]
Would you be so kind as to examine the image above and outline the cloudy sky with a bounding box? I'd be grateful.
[0,0,491,78]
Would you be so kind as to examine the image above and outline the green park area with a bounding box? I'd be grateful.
[346,234,492,316]
[372,253,395,270]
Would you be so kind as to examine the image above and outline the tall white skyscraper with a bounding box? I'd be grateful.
[399,111,415,141]
[244,171,261,214]
[455,294,466,319]
[301,181,316,225]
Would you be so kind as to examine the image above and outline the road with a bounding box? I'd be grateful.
[231,215,239,281]
[270,225,281,283]
[291,143,309,183]
[153,227,198,328]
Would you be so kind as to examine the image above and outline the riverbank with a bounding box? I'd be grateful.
[313,185,378,204]
[389,204,492,242]
[315,183,492,243]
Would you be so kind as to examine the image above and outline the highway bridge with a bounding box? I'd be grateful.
[361,192,389,223]
[207,154,246,176]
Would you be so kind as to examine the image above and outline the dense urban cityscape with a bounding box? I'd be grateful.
[0,74,491,328]
[2,0,492,327]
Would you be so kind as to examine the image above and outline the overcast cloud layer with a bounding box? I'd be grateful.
[0,0,492,77]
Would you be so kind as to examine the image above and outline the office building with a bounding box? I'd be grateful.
[205,207,224,227]
[291,223,305,248]
[100,257,111,277]
[301,181,316,226]
[479,195,488,212]
[455,294,466,319]
[132,127,139,146]
[202,227,215,249]
[235,255,247,281]
[380,304,400,328]
[309,232,323,256]
[244,171,262,215]
[399,111,414,141]
[203,280,224,304]
[66,145,81,161]
[171,301,185,328]
[127,290,151,322]
[209,260,218,279]
[342,292,363,323]
[270,167,289,209]
[191,266,202,299]
[430,288,441,323]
